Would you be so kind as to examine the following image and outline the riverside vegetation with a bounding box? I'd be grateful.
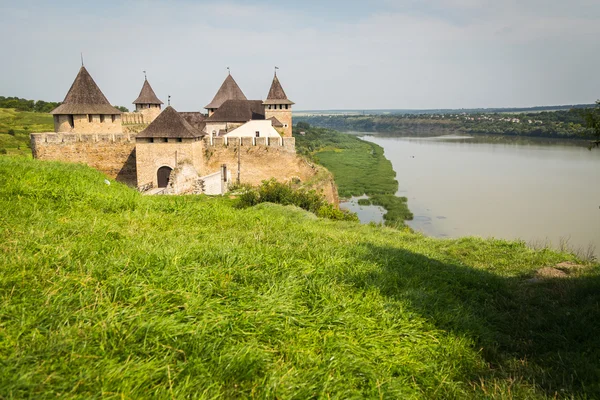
[1,156,600,398]
[294,124,413,228]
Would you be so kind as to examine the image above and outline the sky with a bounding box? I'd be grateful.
[1,0,599,111]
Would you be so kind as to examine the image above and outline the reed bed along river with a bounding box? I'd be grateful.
[348,134,600,258]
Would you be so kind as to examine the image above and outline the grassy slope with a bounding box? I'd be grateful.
[0,109,53,156]
[1,157,599,399]
[295,126,413,226]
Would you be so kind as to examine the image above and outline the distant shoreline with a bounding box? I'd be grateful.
[294,103,596,116]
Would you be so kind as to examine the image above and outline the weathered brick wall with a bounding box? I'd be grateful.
[122,113,146,125]
[30,132,338,204]
[264,108,293,137]
[54,114,122,134]
[130,106,161,124]
[30,132,137,186]
[202,136,337,204]
[135,139,206,188]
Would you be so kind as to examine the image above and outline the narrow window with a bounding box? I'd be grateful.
[68,115,74,128]
[177,138,182,143]
[255,131,260,137]
[100,115,105,123]
[88,114,93,123]
[285,104,288,110]
[111,115,116,123]
[150,138,154,143]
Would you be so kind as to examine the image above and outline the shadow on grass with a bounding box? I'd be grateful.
[346,243,600,397]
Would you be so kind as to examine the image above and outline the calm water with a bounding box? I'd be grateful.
[347,135,600,256]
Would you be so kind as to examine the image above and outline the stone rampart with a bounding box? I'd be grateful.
[122,113,146,125]
[200,136,328,195]
[30,132,137,186]
[29,132,336,203]
[204,136,295,153]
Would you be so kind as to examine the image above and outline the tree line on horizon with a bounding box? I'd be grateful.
[296,102,600,142]
[0,96,129,113]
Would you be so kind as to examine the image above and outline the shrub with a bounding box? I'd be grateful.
[7,129,15,136]
[0,148,7,155]
[237,179,358,222]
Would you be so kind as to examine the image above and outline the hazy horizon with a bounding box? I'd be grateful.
[1,0,599,111]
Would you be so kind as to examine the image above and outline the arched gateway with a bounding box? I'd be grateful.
[157,166,172,188]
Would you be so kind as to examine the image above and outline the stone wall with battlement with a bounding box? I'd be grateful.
[29,131,337,203]
[122,113,147,125]
[202,136,312,189]
[205,136,295,153]
[30,132,137,186]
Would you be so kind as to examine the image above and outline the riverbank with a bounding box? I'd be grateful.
[294,125,412,227]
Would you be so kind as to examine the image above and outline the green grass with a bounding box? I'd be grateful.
[295,126,411,227]
[0,108,53,156]
[1,157,599,398]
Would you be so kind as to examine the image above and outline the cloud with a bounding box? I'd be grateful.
[0,0,598,109]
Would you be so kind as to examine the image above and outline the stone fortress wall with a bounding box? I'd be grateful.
[30,132,137,186]
[122,106,162,125]
[31,132,337,204]
[31,133,295,186]
[264,107,293,137]
[121,113,147,125]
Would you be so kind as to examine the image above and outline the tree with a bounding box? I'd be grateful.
[580,100,600,149]
[114,106,129,113]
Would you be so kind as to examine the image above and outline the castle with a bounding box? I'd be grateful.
[30,65,336,201]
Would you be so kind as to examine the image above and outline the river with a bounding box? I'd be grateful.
[343,134,600,258]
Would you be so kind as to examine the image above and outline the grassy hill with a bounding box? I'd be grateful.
[0,108,53,156]
[1,156,599,398]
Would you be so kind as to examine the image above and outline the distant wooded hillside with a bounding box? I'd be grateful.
[0,96,129,113]
[296,107,597,140]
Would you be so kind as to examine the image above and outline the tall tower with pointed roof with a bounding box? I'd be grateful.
[50,66,122,134]
[133,77,163,124]
[204,74,247,117]
[263,72,294,137]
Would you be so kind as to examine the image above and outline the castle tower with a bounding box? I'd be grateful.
[263,72,294,137]
[50,66,122,134]
[132,77,163,124]
[204,73,247,117]
[135,106,205,189]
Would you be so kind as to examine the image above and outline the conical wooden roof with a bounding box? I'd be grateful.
[204,74,247,109]
[51,66,121,115]
[263,74,294,105]
[133,79,163,105]
[137,106,204,139]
